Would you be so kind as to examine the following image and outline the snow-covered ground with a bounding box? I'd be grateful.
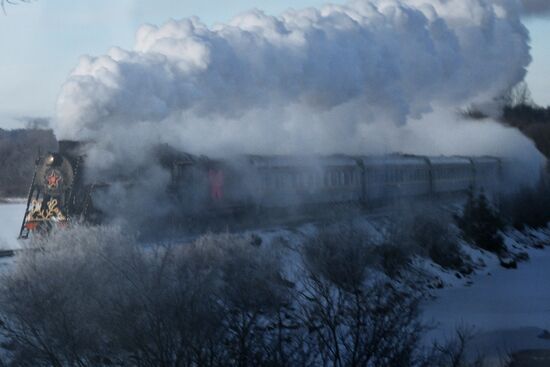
[0,201,26,250]
[423,228,550,361]
[2,200,549,362]
[242,221,550,363]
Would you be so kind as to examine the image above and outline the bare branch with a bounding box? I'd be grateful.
[1,0,33,14]
[503,81,534,107]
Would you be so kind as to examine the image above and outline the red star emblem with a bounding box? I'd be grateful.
[46,172,62,189]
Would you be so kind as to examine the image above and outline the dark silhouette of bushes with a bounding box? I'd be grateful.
[303,224,374,289]
[520,123,550,164]
[411,213,465,271]
[384,207,465,273]
[375,243,411,278]
[502,104,550,127]
[0,225,459,367]
[301,224,426,367]
[0,128,57,198]
[498,82,550,161]
[455,190,505,253]
[462,81,550,163]
[0,226,491,366]
[0,228,296,367]
[501,179,550,229]
[502,104,550,161]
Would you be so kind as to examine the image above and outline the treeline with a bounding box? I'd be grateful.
[502,104,550,160]
[462,82,550,161]
[501,83,549,161]
[499,81,549,127]
[501,179,550,230]
[502,103,550,127]
[0,129,57,198]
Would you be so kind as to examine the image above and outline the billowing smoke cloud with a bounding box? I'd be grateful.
[56,0,532,153]
[521,0,550,16]
[54,0,545,225]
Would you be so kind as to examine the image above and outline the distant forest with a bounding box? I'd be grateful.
[462,82,550,164]
[0,129,57,198]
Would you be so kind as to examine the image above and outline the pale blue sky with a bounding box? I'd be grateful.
[0,0,548,129]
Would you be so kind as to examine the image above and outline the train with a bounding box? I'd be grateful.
[19,140,503,238]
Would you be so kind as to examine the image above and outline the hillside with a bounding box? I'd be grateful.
[0,129,57,198]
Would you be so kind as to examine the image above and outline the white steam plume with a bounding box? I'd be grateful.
[56,0,532,151]
[53,0,544,223]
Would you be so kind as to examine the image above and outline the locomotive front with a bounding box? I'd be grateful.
[19,141,86,238]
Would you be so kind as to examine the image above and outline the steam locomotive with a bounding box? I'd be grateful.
[19,140,502,238]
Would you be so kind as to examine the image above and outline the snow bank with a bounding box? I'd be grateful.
[423,226,550,359]
[0,203,25,251]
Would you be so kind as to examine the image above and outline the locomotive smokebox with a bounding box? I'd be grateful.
[58,140,84,158]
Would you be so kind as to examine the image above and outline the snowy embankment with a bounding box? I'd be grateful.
[248,218,550,361]
[423,227,550,360]
[1,201,550,362]
[0,200,25,251]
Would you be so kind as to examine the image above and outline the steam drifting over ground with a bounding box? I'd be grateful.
[53,0,545,219]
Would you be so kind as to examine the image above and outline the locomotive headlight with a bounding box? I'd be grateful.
[45,154,56,166]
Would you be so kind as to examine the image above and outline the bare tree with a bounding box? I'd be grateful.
[1,0,32,13]
[503,81,534,107]
[300,224,426,367]
[428,326,487,367]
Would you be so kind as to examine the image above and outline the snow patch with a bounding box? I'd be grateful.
[0,203,25,250]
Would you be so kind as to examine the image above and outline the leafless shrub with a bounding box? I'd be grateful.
[385,206,467,272]
[300,223,427,366]
[298,276,425,367]
[0,224,466,366]
[501,178,550,229]
[456,190,505,254]
[0,227,301,366]
[184,233,294,366]
[411,212,466,271]
[375,243,412,278]
[0,226,130,366]
[375,210,427,277]
[427,326,488,367]
[302,223,374,290]
[502,81,534,108]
